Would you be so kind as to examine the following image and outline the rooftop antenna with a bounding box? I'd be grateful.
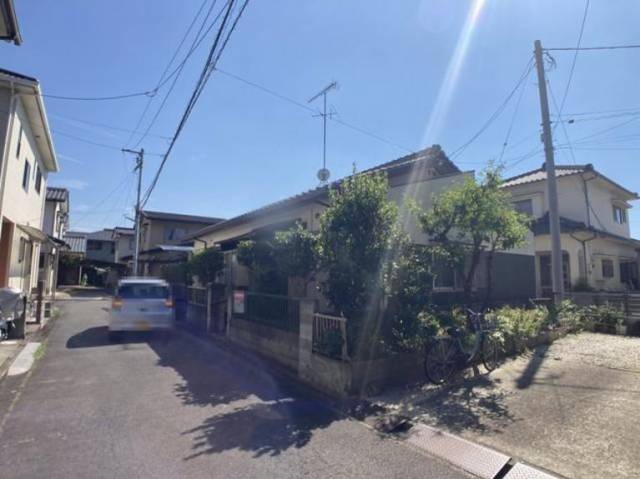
[308,81,338,185]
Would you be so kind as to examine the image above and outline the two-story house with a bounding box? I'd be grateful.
[112,226,134,266]
[136,210,224,276]
[502,163,640,295]
[0,68,58,293]
[39,187,69,296]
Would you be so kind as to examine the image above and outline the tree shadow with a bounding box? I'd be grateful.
[147,338,338,460]
[412,374,517,434]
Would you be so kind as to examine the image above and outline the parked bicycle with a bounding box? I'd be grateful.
[424,309,501,385]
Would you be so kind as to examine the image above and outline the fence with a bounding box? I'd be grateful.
[312,313,348,360]
[240,292,301,333]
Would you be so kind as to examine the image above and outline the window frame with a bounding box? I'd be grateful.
[512,198,534,216]
[601,258,615,279]
[22,160,30,192]
[34,166,42,194]
[612,205,627,224]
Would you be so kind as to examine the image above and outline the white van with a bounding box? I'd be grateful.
[109,278,174,341]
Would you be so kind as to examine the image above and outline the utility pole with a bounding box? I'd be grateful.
[534,40,564,304]
[308,81,338,184]
[122,148,144,276]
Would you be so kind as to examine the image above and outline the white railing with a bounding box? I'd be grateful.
[312,313,348,360]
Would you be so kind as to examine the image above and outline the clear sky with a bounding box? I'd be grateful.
[3,0,640,237]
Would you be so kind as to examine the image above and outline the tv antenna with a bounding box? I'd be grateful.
[308,81,338,184]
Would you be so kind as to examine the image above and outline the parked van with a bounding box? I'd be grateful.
[109,278,174,341]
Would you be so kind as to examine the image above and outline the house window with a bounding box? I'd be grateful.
[87,240,101,251]
[602,259,614,278]
[34,167,42,194]
[164,227,187,241]
[110,243,115,254]
[539,252,571,290]
[433,258,457,289]
[513,199,533,216]
[613,205,627,224]
[18,237,27,262]
[22,160,30,192]
[16,126,22,158]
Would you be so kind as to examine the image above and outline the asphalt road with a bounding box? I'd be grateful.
[0,294,469,479]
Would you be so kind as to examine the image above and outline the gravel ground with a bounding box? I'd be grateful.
[375,332,640,479]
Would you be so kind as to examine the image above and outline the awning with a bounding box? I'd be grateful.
[48,235,69,249]
[17,224,47,242]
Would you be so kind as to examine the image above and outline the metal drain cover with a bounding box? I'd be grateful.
[504,463,558,479]
[406,424,510,479]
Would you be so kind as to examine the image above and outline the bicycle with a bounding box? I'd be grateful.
[424,309,501,385]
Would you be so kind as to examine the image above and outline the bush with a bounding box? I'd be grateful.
[556,300,591,333]
[160,262,191,285]
[487,305,548,352]
[584,303,624,332]
[189,248,224,285]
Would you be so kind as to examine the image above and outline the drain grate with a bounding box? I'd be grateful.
[407,424,510,479]
[503,463,558,479]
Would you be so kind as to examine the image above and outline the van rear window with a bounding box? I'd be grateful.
[118,284,169,299]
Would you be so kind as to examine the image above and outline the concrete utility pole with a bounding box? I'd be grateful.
[122,148,144,276]
[534,40,564,304]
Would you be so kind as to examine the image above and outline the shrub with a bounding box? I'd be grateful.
[160,262,191,285]
[189,248,224,285]
[584,303,624,331]
[487,305,547,352]
[556,300,590,333]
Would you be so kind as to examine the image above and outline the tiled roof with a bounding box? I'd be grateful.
[502,163,639,199]
[46,187,68,202]
[501,164,588,188]
[141,210,224,224]
[63,232,87,253]
[0,67,35,83]
[185,145,459,240]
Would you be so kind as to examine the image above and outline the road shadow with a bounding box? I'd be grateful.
[411,374,516,434]
[147,336,338,460]
[516,343,550,389]
[66,326,163,348]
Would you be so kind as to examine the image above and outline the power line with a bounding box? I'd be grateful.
[43,90,156,102]
[215,67,415,153]
[52,129,164,156]
[450,57,535,159]
[555,0,590,125]
[128,0,220,148]
[545,44,640,51]
[141,0,249,208]
[497,66,529,163]
[50,112,171,140]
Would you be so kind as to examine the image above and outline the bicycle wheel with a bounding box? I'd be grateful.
[481,334,501,372]
[424,338,457,385]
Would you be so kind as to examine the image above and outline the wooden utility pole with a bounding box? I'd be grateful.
[122,148,144,276]
[534,40,564,303]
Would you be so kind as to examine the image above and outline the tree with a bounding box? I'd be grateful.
[417,166,530,304]
[316,171,403,357]
[189,247,224,285]
[272,223,318,295]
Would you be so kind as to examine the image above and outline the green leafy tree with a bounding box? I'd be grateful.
[160,262,192,285]
[272,223,318,295]
[417,166,530,304]
[316,171,404,357]
[188,247,224,285]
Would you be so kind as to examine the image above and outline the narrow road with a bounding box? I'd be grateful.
[0,292,468,478]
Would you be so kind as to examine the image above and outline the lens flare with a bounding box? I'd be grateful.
[421,0,487,146]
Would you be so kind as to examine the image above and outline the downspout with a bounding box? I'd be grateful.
[581,172,592,228]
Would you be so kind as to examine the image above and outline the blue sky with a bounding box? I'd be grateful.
[3,1,640,236]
